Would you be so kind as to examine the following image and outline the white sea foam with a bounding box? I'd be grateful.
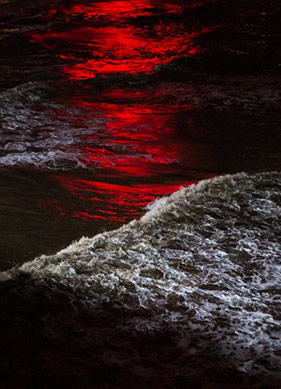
[2,171,281,375]
[0,82,104,170]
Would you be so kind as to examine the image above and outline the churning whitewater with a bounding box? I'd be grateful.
[1,172,281,376]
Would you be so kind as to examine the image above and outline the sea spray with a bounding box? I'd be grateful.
[2,172,281,377]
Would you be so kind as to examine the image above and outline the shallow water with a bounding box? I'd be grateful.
[0,0,281,387]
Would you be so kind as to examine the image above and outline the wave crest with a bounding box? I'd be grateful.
[2,171,281,374]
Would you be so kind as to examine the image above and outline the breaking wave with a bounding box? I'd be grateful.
[2,171,281,379]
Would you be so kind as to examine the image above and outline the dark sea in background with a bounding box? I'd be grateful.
[0,0,281,387]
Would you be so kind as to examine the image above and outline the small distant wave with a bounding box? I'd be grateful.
[0,150,86,170]
[0,81,54,105]
[0,81,106,170]
[2,171,281,377]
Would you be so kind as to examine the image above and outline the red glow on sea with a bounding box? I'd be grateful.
[71,93,187,177]
[69,1,154,20]
[29,0,205,80]
[31,1,206,223]
[47,175,196,222]
[37,83,199,222]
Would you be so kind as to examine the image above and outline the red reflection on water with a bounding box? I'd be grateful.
[70,1,153,21]
[51,174,196,222]
[31,1,206,223]
[35,82,199,223]
[46,0,209,22]
[32,25,197,79]
[30,0,204,79]
[71,92,186,177]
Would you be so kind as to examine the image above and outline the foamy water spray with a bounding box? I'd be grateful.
[2,172,281,375]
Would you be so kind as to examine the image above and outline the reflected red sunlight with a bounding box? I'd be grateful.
[70,1,154,20]
[37,83,197,223]
[71,94,186,177]
[35,80,199,222]
[29,0,205,80]
[32,25,198,79]
[32,1,206,223]
[49,174,196,222]
[46,1,185,23]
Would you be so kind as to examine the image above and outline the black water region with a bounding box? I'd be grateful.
[0,0,281,387]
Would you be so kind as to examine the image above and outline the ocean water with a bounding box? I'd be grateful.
[0,0,281,387]
[0,0,281,266]
[1,172,281,387]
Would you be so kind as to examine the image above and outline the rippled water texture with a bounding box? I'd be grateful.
[0,0,281,263]
[0,0,281,387]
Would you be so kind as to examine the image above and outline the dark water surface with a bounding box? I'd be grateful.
[0,0,280,268]
[0,0,281,387]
